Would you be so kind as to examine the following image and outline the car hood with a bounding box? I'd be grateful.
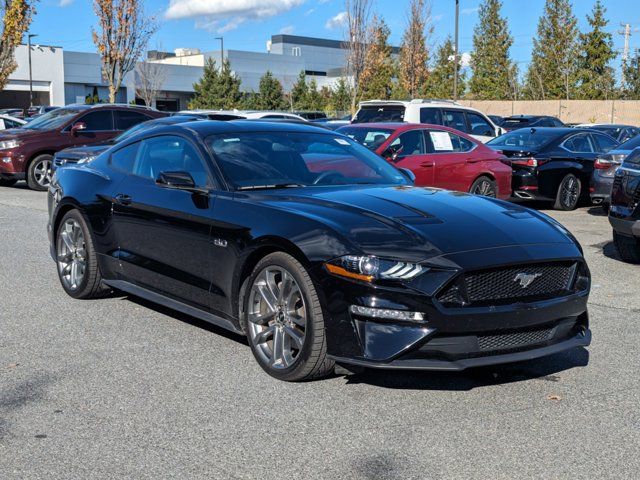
[0,127,51,140]
[252,186,577,261]
[56,144,111,160]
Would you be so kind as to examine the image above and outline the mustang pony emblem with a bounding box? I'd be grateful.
[513,272,542,288]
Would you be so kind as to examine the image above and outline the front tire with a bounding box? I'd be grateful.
[243,252,334,381]
[469,176,497,197]
[613,231,640,264]
[55,209,106,299]
[554,173,581,210]
[27,154,53,191]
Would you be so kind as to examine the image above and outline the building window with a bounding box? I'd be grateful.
[291,47,301,56]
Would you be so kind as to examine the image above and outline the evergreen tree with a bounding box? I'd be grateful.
[290,70,309,110]
[399,0,432,97]
[469,0,517,100]
[305,79,324,111]
[256,71,288,110]
[331,77,352,114]
[524,0,579,100]
[189,58,242,109]
[623,49,640,99]
[576,0,616,99]
[424,36,466,99]
[359,17,395,101]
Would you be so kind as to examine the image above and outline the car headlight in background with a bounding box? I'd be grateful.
[0,139,20,150]
[76,155,97,164]
[325,255,426,282]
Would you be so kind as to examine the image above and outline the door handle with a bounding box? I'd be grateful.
[114,194,132,206]
[420,162,434,167]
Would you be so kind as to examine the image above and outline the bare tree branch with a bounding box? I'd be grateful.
[343,0,373,113]
[134,60,166,107]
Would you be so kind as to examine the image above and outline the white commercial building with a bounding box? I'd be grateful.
[0,35,395,112]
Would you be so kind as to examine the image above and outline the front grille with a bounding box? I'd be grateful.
[478,328,554,351]
[437,262,578,307]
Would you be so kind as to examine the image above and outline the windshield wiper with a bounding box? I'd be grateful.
[237,183,306,191]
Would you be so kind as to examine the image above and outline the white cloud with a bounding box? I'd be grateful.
[432,14,444,22]
[280,25,295,34]
[58,0,73,6]
[305,8,315,16]
[460,52,471,68]
[325,11,347,30]
[165,0,306,33]
[461,7,479,15]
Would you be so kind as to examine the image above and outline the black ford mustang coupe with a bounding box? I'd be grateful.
[48,121,592,381]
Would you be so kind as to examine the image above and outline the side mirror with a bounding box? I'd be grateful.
[398,167,416,184]
[382,144,404,162]
[70,122,87,135]
[156,171,197,190]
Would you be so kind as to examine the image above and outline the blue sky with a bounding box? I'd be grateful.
[31,0,639,72]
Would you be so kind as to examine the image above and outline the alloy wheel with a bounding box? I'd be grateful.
[472,179,496,197]
[561,176,579,208]
[33,158,52,187]
[247,266,307,370]
[57,218,87,291]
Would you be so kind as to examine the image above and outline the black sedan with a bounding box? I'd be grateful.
[501,115,565,131]
[47,121,591,381]
[488,128,619,210]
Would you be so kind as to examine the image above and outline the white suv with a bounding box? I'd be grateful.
[353,100,504,143]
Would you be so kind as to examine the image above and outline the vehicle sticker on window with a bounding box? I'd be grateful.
[430,131,454,151]
[334,138,350,145]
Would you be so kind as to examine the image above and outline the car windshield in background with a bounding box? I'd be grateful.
[207,131,409,189]
[616,134,640,151]
[338,127,394,150]
[487,129,561,149]
[624,148,640,165]
[592,126,623,138]
[23,108,82,130]
[112,121,153,142]
[502,119,530,128]
[353,106,405,123]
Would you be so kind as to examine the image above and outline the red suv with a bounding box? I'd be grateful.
[0,104,165,190]
[338,123,512,199]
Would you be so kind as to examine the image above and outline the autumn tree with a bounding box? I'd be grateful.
[92,0,157,103]
[344,0,373,113]
[256,71,288,110]
[576,0,616,99]
[399,0,432,97]
[189,58,242,109]
[524,0,579,100]
[359,16,395,101]
[424,36,465,99]
[0,0,36,90]
[134,60,166,107]
[469,0,517,100]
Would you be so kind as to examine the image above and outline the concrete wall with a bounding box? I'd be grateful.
[6,44,65,106]
[459,100,640,125]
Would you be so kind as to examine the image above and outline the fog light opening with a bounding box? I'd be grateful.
[349,305,425,322]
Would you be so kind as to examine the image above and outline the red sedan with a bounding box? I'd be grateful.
[337,123,512,199]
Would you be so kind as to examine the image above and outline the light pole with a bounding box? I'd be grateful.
[27,33,38,107]
[453,0,459,101]
[214,37,224,70]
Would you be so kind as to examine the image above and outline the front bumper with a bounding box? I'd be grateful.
[609,214,640,238]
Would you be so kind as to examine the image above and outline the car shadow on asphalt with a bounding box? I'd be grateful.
[586,206,608,217]
[342,348,589,391]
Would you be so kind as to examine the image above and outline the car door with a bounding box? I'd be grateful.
[110,134,217,310]
[385,129,434,185]
[424,128,477,192]
[68,109,118,147]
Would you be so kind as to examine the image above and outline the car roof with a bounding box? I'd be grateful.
[169,119,336,136]
[503,115,552,120]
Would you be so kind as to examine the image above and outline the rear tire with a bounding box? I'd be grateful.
[554,173,581,210]
[613,230,640,264]
[243,252,334,381]
[0,178,17,187]
[27,154,53,191]
[469,176,497,198]
[55,209,108,299]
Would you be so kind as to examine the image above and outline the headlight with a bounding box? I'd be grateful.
[0,139,20,150]
[325,255,427,282]
[76,155,97,164]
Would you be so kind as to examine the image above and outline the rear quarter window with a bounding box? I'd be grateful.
[353,106,405,123]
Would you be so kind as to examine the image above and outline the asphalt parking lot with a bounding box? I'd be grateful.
[1,184,639,480]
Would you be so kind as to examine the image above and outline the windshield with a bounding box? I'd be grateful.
[112,120,153,142]
[502,118,531,128]
[23,108,83,130]
[615,134,640,151]
[207,131,409,189]
[487,129,561,149]
[592,126,622,138]
[353,105,405,124]
[337,127,394,150]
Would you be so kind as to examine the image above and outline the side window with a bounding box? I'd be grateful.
[78,110,114,131]
[419,108,441,125]
[592,133,618,153]
[466,112,494,137]
[133,135,210,187]
[563,133,594,153]
[442,110,468,133]
[552,118,565,127]
[389,130,426,157]
[116,111,150,130]
[110,142,140,173]
[424,129,475,153]
[6,119,20,128]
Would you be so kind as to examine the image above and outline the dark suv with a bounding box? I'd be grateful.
[0,104,164,190]
[609,147,640,263]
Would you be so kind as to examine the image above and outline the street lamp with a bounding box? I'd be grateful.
[453,0,459,100]
[27,33,38,107]
[214,37,224,70]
